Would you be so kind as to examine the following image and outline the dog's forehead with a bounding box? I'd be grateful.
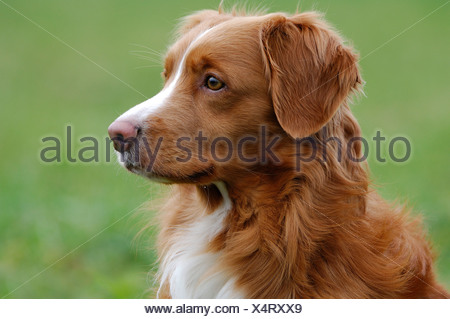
[167,16,264,62]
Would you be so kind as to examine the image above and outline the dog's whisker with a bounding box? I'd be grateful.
[129,50,163,57]
[133,65,161,70]
[129,43,164,57]
[129,53,162,64]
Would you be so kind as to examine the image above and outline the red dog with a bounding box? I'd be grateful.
[108,9,448,298]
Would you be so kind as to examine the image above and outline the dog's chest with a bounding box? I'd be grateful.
[158,184,243,298]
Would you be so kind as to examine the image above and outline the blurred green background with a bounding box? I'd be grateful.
[0,0,448,298]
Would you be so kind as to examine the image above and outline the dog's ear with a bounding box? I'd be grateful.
[261,12,362,138]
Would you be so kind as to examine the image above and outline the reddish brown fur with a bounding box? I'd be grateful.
[134,10,448,298]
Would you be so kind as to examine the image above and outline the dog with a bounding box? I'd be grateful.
[108,8,449,298]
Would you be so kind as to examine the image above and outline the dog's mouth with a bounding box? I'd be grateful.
[118,150,215,184]
[136,166,215,184]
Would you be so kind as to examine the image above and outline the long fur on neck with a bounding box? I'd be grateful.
[156,105,447,298]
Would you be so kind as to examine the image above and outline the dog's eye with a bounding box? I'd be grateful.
[206,76,224,91]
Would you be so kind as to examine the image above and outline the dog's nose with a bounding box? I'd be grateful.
[108,120,140,151]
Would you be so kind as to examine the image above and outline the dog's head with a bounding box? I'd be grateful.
[108,10,362,184]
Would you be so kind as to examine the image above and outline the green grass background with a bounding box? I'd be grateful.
[0,0,448,298]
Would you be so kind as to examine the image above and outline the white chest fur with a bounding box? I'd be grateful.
[157,182,243,298]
